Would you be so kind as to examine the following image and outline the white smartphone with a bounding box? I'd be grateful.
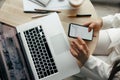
[68,23,93,41]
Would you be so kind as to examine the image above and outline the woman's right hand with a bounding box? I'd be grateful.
[70,37,90,67]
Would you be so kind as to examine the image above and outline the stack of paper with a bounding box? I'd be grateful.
[23,0,74,12]
[29,0,51,7]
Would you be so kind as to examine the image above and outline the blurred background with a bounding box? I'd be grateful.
[91,0,120,17]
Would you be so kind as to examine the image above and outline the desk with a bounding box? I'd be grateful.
[0,0,99,80]
[0,0,99,53]
[0,0,98,26]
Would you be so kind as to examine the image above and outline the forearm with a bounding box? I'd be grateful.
[84,55,111,80]
[102,13,120,28]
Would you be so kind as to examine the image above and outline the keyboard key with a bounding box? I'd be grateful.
[23,26,58,79]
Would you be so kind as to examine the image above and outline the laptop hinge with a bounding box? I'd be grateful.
[16,33,35,80]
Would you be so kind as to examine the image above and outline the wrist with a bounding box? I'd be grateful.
[78,55,90,68]
[100,18,103,28]
[98,18,103,29]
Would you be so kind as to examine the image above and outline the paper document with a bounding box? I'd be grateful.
[23,0,74,12]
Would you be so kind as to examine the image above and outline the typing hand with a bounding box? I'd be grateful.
[83,18,103,37]
[70,37,90,68]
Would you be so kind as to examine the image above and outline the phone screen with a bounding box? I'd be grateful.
[68,23,93,41]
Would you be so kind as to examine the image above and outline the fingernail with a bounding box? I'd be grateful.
[88,28,91,32]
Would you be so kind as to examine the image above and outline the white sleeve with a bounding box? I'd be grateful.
[84,55,111,80]
[102,13,120,28]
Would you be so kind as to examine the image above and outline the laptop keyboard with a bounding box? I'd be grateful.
[23,26,58,79]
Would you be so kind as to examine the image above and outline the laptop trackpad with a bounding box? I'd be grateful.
[50,33,69,55]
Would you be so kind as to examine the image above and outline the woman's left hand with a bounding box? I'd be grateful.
[83,18,103,37]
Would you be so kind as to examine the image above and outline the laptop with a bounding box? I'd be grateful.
[16,13,80,80]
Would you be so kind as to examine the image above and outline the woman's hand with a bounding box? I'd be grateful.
[83,18,103,36]
[70,37,90,67]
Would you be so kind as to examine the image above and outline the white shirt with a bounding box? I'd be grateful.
[83,13,120,80]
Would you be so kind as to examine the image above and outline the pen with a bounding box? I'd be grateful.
[24,11,49,14]
[68,14,91,17]
[32,14,49,18]
[34,9,61,13]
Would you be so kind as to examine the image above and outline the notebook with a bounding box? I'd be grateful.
[16,13,80,80]
[23,0,74,12]
[29,0,51,7]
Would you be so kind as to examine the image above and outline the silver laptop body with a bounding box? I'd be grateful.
[16,13,80,80]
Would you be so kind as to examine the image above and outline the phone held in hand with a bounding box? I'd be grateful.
[68,23,93,41]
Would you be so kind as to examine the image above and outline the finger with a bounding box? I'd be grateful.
[70,47,78,58]
[77,37,89,53]
[72,40,82,51]
[71,41,89,61]
[83,22,91,26]
[71,41,80,54]
[88,23,95,32]
[70,41,74,46]
[71,42,84,59]
[83,22,92,32]
[70,48,83,61]
[76,37,84,45]
[72,40,88,56]
[83,22,94,32]
[93,34,96,37]
[73,41,88,57]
